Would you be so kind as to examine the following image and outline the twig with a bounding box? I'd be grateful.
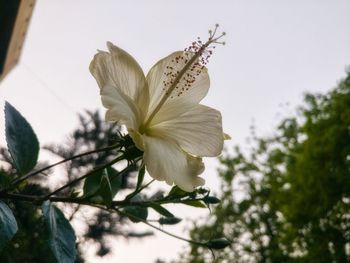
[3,143,120,192]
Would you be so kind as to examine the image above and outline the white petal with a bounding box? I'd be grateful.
[146,51,210,125]
[143,135,205,192]
[90,42,149,114]
[101,85,141,131]
[149,105,224,157]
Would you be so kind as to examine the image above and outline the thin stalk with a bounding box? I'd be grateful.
[5,143,120,191]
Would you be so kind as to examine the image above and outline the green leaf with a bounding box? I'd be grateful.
[0,201,18,251]
[167,186,189,198]
[83,169,104,197]
[203,196,221,204]
[83,167,122,206]
[124,195,148,223]
[196,187,210,195]
[105,166,122,198]
[182,200,207,208]
[42,201,76,263]
[5,102,39,175]
[159,217,182,225]
[124,206,148,223]
[150,204,174,218]
[98,169,113,207]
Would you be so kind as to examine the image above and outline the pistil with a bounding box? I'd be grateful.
[144,25,225,128]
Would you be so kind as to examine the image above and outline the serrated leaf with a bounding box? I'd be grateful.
[150,204,174,218]
[42,201,76,263]
[0,202,18,251]
[182,200,207,208]
[5,102,39,175]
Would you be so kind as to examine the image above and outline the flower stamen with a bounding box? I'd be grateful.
[144,25,225,127]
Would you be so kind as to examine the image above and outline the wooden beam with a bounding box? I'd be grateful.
[0,0,36,82]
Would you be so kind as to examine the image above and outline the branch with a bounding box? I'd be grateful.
[41,155,125,200]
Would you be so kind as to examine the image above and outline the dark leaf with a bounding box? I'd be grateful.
[124,205,148,223]
[181,200,207,208]
[0,201,18,251]
[5,102,40,175]
[167,186,189,198]
[206,238,231,250]
[42,201,76,263]
[159,217,182,225]
[83,169,104,197]
[150,204,174,218]
[83,167,122,206]
[203,196,221,204]
[105,166,122,198]
[124,195,148,223]
[98,169,113,207]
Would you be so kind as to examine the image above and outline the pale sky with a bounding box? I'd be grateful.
[1,1,350,262]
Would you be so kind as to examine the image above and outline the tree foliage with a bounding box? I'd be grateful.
[172,71,350,263]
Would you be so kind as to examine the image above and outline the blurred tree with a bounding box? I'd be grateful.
[0,110,152,262]
[170,71,350,263]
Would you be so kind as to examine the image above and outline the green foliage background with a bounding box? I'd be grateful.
[171,71,350,263]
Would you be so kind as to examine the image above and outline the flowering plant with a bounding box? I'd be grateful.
[0,26,230,262]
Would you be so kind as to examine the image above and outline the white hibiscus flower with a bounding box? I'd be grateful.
[90,27,226,192]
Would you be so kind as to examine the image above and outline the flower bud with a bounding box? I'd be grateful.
[159,217,182,225]
[206,238,231,249]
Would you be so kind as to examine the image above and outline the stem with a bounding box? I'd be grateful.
[69,204,81,221]
[42,155,124,200]
[5,143,120,191]
[0,187,208,248]
[136,179,155,195]
[0,192,89,205]
[0,191,205,209]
